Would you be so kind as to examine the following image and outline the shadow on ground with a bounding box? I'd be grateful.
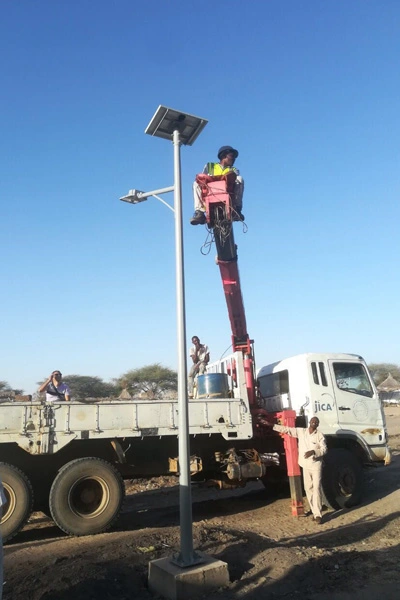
[5,512,400,600]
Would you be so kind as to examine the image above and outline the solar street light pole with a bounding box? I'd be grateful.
[120,107,208,567]
[171,127,197,566]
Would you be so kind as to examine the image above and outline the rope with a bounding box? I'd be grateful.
[199,180,248,253]
[200,227,214,256]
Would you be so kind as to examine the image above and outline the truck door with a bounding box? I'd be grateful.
[307,359,338,427]
[328,359,384,445]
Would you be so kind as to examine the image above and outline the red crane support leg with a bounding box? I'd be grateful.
[279,410,304,516]
[243,354,255,406]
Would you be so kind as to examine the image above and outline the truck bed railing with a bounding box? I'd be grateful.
[0,397,253,455]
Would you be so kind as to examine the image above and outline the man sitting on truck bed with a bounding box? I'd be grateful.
[188,336,210,399]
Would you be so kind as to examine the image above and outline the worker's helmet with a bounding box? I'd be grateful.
[217,146,239,160]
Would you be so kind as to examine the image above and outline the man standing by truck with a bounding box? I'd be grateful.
[268,417,327,524]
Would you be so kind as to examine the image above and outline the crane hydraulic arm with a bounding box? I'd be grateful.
[196,174,305,515]
[196,173,256,405]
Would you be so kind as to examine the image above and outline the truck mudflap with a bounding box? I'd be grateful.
[368,444,392,465]
[384,446,392,466]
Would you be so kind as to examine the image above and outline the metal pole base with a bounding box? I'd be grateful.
[171,550,204,568]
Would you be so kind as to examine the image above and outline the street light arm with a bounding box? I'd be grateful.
[137,185,174,199]
[120,186,175,212]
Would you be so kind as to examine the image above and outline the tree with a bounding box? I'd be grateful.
[368,363,400,386]
[0,381,10,392]
[0,380,24,395]
[63,375,118,399]
[37,375,117,399]
[116,363,177,399]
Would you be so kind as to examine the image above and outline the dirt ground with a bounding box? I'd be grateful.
[3,407,400,600]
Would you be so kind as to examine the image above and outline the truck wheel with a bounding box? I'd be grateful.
[49,457,125,536]
[322,448,363,509]
[0,462,34,543]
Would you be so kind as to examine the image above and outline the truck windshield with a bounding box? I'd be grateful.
[258,370,289,398]
[333,363,373,398]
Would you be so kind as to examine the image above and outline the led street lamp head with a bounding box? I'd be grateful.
[119,189,146,204]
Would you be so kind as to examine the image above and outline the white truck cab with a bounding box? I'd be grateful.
[257,353,390,465]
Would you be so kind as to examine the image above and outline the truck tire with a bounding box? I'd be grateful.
[49,457,125,536]
[0,462,34,543]
[322,448,363,509]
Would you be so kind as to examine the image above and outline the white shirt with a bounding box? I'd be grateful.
[273,425,327,471]
[45,382,71,402]
[190,343,209,364]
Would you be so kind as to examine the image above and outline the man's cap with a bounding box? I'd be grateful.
[218,146,239,160]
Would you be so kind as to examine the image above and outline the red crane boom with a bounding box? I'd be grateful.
[196,174,255,405]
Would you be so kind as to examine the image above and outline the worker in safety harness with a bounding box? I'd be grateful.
[190,145,244,225]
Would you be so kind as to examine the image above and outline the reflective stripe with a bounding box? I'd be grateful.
[207,162,237,176]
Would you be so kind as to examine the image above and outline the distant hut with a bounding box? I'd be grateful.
[377,373,400,405]
[118,388,132,400]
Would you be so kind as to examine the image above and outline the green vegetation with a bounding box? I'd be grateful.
[35,364,177,400]
[0,380,24,395]
[115,363,178,399]
[62,375,118,399]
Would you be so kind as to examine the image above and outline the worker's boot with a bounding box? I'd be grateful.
[190,210,206,225]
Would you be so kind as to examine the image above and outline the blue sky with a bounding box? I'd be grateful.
[1,0,399,394]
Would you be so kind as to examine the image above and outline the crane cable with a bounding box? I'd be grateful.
[200,213,248,256]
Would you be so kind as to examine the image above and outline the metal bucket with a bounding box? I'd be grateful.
[197,373,229,399]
